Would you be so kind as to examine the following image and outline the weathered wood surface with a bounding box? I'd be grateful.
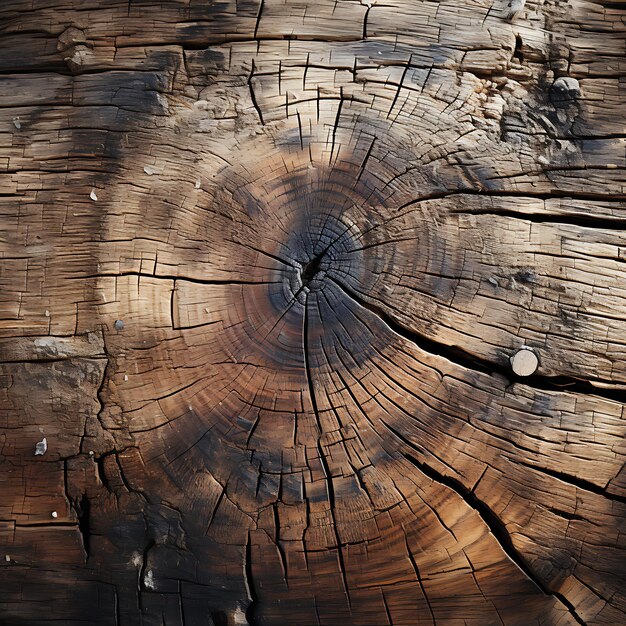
[1,0,625,624]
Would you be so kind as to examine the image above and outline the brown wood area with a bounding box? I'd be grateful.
[1,0,625,624]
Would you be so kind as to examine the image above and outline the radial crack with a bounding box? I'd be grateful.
[455,207,626,231]
[516,460,626,505]
[245,531,259,625]
[400,452,585,624]
[404,535,435,623]
[302,292,351,607]
[248,59,266,126]
[330,277,626,403]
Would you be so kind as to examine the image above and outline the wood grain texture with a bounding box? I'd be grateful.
[1,0,625,624]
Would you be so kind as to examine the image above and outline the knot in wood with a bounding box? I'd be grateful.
[282,213,361,304]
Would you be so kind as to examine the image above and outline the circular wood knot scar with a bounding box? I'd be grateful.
[510,348,539,376]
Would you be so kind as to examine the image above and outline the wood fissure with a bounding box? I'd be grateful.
[2,0,625,623]
[401,451,581,615]
[331,276,626,402]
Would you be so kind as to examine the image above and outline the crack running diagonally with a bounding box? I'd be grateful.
[329,277,626,404]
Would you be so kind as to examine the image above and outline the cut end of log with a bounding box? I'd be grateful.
[2,0,625,624]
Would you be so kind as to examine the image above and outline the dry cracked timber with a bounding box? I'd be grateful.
[0,0,625,624]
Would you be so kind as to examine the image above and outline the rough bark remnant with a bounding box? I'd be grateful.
[1,0,625,624]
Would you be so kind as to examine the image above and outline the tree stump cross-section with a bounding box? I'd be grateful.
[0,0,625,624]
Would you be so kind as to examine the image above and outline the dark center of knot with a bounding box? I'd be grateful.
[300,252,325,287]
